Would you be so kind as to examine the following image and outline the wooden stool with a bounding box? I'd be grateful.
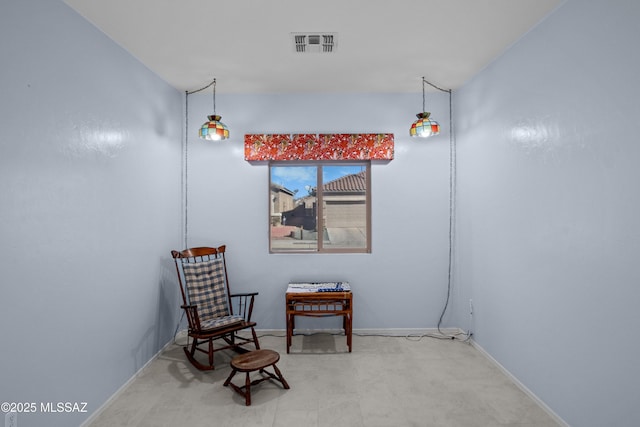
[223,349,290,406]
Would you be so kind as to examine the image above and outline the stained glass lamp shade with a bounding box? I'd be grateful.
[410,112,440,138]
[199,115,229,140]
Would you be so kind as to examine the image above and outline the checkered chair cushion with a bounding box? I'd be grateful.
[182,259,242,327]
[200,315,245,330]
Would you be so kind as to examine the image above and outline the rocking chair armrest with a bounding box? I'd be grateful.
[230,292,259,298]
[180,304,202,330]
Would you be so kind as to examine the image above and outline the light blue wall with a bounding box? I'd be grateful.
[184,91,454,331]
[0,1,183,426]
[454,0,640,425]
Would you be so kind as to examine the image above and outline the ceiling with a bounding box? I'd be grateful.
[64,0,562,94]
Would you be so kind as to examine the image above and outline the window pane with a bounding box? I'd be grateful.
[270,165,318,251]
[321,165,368,249]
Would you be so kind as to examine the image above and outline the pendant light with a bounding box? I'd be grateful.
[410,77,440,138]
[199,78,229,141]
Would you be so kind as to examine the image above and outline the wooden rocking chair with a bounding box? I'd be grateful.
[171,245,260,370]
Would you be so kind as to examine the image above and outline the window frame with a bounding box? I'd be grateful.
[268,160,372,254]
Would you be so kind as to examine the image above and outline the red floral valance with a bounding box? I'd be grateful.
[244,133,394,161]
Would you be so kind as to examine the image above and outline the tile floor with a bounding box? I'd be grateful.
[87,333,561,427]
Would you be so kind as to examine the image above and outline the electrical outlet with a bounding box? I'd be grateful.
[5,411,17,427]
[469,299,474,316]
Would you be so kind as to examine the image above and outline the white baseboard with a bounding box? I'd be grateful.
[182,327,467,338]
[79,338,175,427]
[353,327,466,337]
[254,327,466,337]
[470,340,570,427]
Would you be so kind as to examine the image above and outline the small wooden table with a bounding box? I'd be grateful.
[223,349,289,406]
[285,282,353,353]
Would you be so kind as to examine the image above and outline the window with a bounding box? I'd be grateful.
[269,161,371,253]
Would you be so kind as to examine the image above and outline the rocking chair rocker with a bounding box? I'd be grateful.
[171,245,260,370]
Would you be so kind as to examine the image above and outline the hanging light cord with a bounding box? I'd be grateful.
[422,76,450,113]
[422,77,426,113]
[212,78,217,115]
[183,91,189,249]
[187,78,217,95]
[438,87,458,338]
[183,77,217,247]
[422,77,449,93]
[420,78,459,339]
[187,78,217,113]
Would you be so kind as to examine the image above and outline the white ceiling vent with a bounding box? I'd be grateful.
[291,33,337,53]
